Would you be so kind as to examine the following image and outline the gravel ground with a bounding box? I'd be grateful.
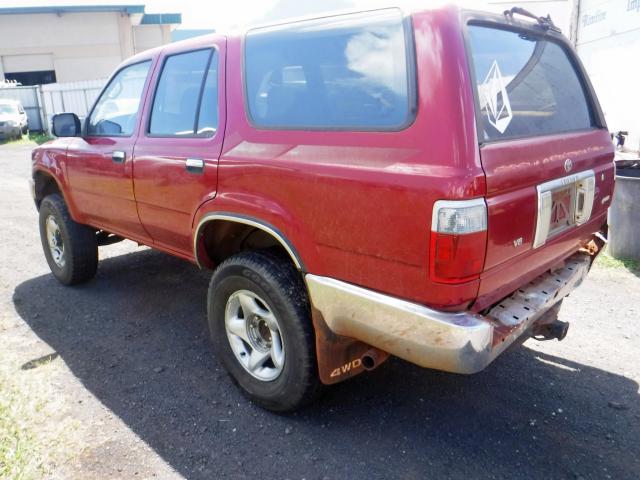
[0,143,638,480]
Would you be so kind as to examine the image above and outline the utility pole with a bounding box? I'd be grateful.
[569,0,581,46]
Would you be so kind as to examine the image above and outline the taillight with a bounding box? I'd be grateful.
[430,199,487,284]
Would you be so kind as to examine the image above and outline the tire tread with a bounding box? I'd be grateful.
[39,194,98,285]
[208,251,322,411]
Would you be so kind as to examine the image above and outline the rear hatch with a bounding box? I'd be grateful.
[464,16,615,311]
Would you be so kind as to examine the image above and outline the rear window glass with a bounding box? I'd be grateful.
[468,25,593,142]
[244,10,411,130]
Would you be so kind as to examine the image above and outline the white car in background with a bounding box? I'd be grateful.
[0,99,29,140]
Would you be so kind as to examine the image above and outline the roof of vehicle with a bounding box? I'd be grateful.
[119,3,562,70]
[0,99,21,105]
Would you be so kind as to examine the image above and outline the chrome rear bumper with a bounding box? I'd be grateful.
[306,253,591,374]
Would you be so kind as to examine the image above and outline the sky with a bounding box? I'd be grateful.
[1,0,501,30]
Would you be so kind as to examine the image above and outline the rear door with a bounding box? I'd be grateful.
[465,20,615,307]
[133,37,226,256]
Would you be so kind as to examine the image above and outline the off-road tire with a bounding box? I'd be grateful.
[208,251,322,412]
[39,194,98,285]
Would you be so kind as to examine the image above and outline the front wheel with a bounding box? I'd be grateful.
[39,194,98,285]
[207,251,321,411]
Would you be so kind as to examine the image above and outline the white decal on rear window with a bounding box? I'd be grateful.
[480,60,513,134]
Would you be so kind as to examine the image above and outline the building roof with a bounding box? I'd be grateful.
[140,13,182,25]
[0,4,181,25]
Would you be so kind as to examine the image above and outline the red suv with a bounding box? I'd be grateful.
[31,6,614,411]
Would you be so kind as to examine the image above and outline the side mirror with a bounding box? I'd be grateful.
[52,113,81,137]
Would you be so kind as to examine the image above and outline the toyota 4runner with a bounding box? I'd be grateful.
[31,5,614,411]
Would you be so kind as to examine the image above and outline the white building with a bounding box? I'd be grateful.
[574,0,640,152]
[0,4,180,85]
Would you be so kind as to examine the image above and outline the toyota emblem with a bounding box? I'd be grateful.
[564,158,573,173]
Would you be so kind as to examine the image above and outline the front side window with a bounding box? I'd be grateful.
[468,25,593,141]
[245,9,411,130]
[149,49,219,137]
[88,61,151,136]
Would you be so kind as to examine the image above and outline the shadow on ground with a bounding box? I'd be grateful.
[13,249,639,480]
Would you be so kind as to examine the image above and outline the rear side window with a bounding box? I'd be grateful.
[468,25,593,142]
[244,9,412,130]
[149,49,218,137]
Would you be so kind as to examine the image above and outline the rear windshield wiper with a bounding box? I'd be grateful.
[504,7,561,33]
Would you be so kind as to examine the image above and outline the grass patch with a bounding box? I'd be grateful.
[0,350,78,480]
[0,371,45,479]
[595,250,640,274]
[0,132,52,146]
[27,132,53,145]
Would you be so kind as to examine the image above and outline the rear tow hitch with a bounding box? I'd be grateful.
[533,320,570,341]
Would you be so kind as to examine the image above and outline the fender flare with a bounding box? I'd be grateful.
[32,167,77,215]
[192,212,305,271]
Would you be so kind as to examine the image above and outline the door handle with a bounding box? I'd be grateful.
[185,158,205,174]
[112,151,126,163]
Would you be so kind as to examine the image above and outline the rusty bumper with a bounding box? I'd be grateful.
[306,253,591,375]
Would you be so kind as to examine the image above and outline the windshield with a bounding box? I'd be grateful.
[0,104,18,115]
[468,25,593,141]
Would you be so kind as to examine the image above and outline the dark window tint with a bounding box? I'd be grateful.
[149,49,218,137]
[468,25,593,141]
[245,10,411,130]
[88,61,150,136]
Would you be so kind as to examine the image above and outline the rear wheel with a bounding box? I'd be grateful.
[207,251,321,411]
[39,194,98,285]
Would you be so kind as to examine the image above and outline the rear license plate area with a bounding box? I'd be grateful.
[548,185,575,236]
[533,170,595,248]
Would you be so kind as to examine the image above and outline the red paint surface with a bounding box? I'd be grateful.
[32,5,615,312]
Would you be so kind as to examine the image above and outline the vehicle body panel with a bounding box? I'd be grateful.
[133,35,227,256]
[481,129,613,273]
[210,6,486,309]
[65,135,152,240]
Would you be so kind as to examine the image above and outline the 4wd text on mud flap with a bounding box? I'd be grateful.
[330,359,362,378]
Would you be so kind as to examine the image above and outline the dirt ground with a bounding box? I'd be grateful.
[1,142,638,480]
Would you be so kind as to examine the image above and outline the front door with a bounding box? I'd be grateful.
[133,38,226,256]
[65,60,155,242]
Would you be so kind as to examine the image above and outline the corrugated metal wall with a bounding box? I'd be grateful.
[40,79,106,130]
[0,79,106,132]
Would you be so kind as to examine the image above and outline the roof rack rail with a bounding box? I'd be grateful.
[503,7,561,33]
